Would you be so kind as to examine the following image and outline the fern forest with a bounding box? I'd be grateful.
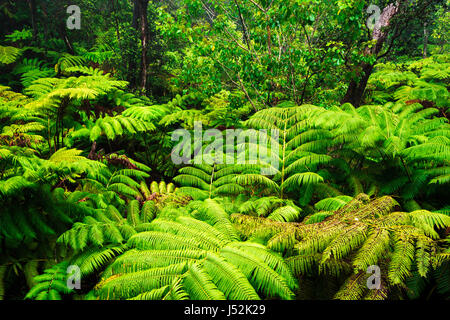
[0,0,449,303]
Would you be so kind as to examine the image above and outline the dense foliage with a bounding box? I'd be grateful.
[0,0,448,300]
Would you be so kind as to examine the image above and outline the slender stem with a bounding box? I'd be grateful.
[280,121,287,199]
[400,156,412,183]
[209,163,215,199]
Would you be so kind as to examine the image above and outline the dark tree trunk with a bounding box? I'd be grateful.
[112,0,121,42]
[126,2,139,89]
[342,3,402,107]
[39,0,49,42]
[342,63,374,107]
[133,0,150,92]
[423,22,428,58]
[132,1,140,29]
[27,0,38,43]
[60,25,75,55]
[139,0,149,92]
[56,4,75,55]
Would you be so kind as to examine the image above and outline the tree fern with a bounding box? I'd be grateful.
[68,201,297,300]
[234,195,450,299]
[0,45,21,64]
[174,163,245,200]
[25,262,73,300]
